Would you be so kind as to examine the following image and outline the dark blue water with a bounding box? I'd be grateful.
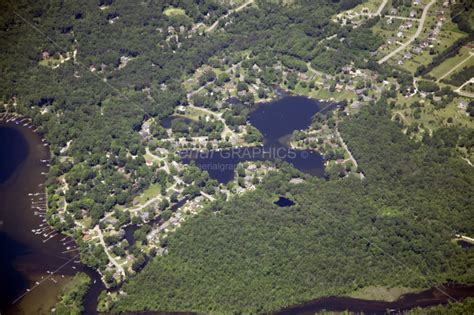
[0,127,29,183]
[274,196,295,207]
[0,233,29,309]
[250,96,322,146]
[182,96,327,183]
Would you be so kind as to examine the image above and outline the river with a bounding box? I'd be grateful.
[275,284,474,314]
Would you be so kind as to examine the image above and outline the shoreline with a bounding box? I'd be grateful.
[274,283,474,315]
[0,115,104,314]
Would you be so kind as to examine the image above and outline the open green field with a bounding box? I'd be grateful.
[135,184,162,204]
[182,106,215,120]
[429,46,473,80]
[394,95,473,133]
[39,58,62,68]
[345,0,383,15]
[398,30,466,74]
[332,0,383,23]
[349,286,420,302]
[163,7,186,17]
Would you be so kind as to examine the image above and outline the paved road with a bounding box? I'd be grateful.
[374,0,388,16]
[186,60,243,100]
[378,0,436,64]
[187,104,234,138]
[384,15,420,21]
[335,128,358,170]
[95,226,126,277]
[437,52,473,82]
[207,0,254,32]
[455,78,474,97]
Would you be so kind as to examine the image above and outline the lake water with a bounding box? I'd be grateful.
[0,118,104,314]
[182,96,328,183]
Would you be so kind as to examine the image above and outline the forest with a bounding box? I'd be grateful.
[113,101,474,313]
[407,297,474,314]
[52,273,91,315]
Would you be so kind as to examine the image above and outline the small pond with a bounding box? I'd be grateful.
[274,196,295,207]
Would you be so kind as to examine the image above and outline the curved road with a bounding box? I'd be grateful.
[207,0,254,32]
[378,0,436,64]
[94,226,126,277]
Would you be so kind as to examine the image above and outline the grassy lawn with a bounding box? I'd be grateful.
[349,286,420,302]
[144,152,161,163]
[163,7,186,17]
[355,0,383,13]
[395,95,473,132]
[393,14,467,74]
[135,184,162,204]
[337,0,383,16]
[38,58,62,68]
[183,106,216,120]
[429,46,473,81]
[308,87,356,102]
[280,81,356,102]
[373,18,418,59]
[81,216,93,229]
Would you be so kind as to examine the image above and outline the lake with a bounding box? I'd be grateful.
[0,117,104,314]
[182,96,329,183]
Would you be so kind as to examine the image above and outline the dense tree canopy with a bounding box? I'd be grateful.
[114,103,474,313]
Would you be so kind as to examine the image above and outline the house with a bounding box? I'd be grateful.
[140,212,150,222]
[397,31,404,38]
[351,101,361,109]
[247,164,258,173]
[413,0,421,5]
[389,8,398,15]
[290,178,305,185]
[410,10,417,18]
[412,47,423,54]
[299,72,309,81]
[459,100,468,110]
[341,66,351,74]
